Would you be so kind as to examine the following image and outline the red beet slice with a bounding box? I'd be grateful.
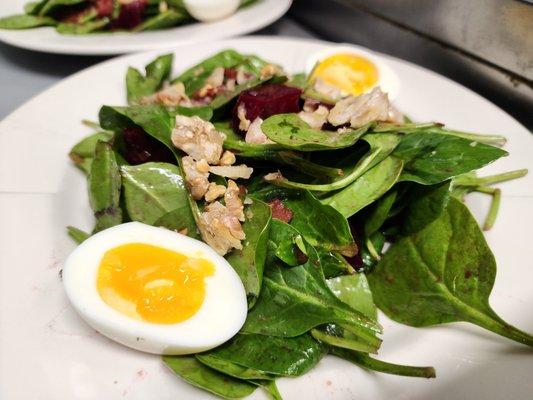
[92,0,113,17]
[122,126,174,165]
[232,84,302,132]
[112,0,148,30]
[268,199,294,223]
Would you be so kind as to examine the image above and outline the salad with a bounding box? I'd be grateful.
[65,49,532,399]
[0,0,257,34]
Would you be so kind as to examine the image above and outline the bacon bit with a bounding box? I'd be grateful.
[268,199,293,223]
[224,68,238,80]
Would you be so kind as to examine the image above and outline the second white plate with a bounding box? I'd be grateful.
[0,0,292,55]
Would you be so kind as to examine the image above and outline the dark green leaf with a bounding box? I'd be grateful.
[153,206,200,239]
[393,132,507,185]
[326,274,377,320]
[196,355,274,380]
[69,131,113,174]
[0,14,56,29]
[267,219,306,267]
[401,180,451,235]
[88,141,122,232]
[319,251,355,279]
[121,162,193,225]
[56,18,108,34]
[199,333,325,377]
[364,188,397,237]
[39,0,85,16]
[163,356,257,399]
[134,10,188,31]
[226,199,272,308]
[126,54,173,104]
[368,197,533,346]
[323,156,404,218]
[262,113,369,151]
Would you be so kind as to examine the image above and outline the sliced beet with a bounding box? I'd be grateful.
[122,126,174,165]
[232,84,302,132]
[112,0,148,30]
[92,0,114,17]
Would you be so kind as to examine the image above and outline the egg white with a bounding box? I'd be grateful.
[62,222,248,355]
[306,44,400,100]
[183,0,240,22]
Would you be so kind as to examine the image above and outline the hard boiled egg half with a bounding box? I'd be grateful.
[306,45,400,100]
[63,222,247,355]
[183,0,240,22]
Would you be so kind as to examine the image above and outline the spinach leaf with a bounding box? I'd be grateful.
[134,10,188,31]
[393,132,507,185]
[163,356,257,399]
[242,248,381,352]
[66,226,90,244]
[170,105,213,121]
[267,219,306,267]
[99,104,174,148]
[196,356,274,380]
[401,180,451,235]
[56,18,109,34]
[320,251,355,278]
[88,141,122,232]
[199,333,325,377]
[126,54,173,104]
[38,0,85,16]
[330,348,436,378]
[286,72,308,89]
[226,199,272,308]
[326,274,377,320]
[153,206,200,239]
[322,156,404,218]
[121,162,193,225]
[173,49,247,95]
[69,131,113,174]
[364,188,397,237]
[261,113,369,151]
[0,14,56,29]
[368,197,533,346]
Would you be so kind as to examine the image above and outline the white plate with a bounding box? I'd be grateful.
[0,37,532,400]
[0,0,291,55]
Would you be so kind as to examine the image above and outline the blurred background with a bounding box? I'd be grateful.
[0,0,531,128]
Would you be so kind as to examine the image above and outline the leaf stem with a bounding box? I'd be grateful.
[310,328,379,354]
[265,148,381,192]
[366,237,382,261]
[330,347,436,378]
[454,169,528,187]
[278,151,344,178]
[475,186,501,231]
[82,119,102,130]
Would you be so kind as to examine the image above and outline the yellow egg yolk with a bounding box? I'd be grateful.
[311,53,379,95]
[97,243,214,324]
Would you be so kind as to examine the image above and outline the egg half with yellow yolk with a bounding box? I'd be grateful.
[62,222,247,355]
[306,45,400,99]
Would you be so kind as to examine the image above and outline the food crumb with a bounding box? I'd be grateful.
[326,380,332,386]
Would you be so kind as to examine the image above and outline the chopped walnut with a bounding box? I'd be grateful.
[171,115,225,164]
[313,77,343,101]
[245,117,274,144]
[140,82,190,107]
[225,180,245,221]
[204,182,226,202]
[226,78,236,92]
[209,165,253,180]
[236,67,252,85]
[298,105,330,129]
[182,156,209,200]
[219,150,236,166]
[206,67,225,88]
[260,64,281,79]
[237,103,251,131]
[198,201,245,255]
[264,171,283,182]
[328,87,391,128]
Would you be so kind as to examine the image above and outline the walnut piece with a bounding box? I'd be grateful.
[171,115,225,164]
[182,156,209,200]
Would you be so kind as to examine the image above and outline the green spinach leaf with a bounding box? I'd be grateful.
[88,141,122,232]
[0,14,56,29]
[262,113,369,151]
[199,333,325,377]
[121,162,194,225]
[368,197,533,346]
[393,132,507,185]
[226,199,272,308]
[69,131,113,174]
[163,356,257,399]
[126,54,173,104]
[134,10,188,31]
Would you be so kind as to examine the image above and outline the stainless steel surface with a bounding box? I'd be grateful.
[336,0,533,80]
[290,0,533,130]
